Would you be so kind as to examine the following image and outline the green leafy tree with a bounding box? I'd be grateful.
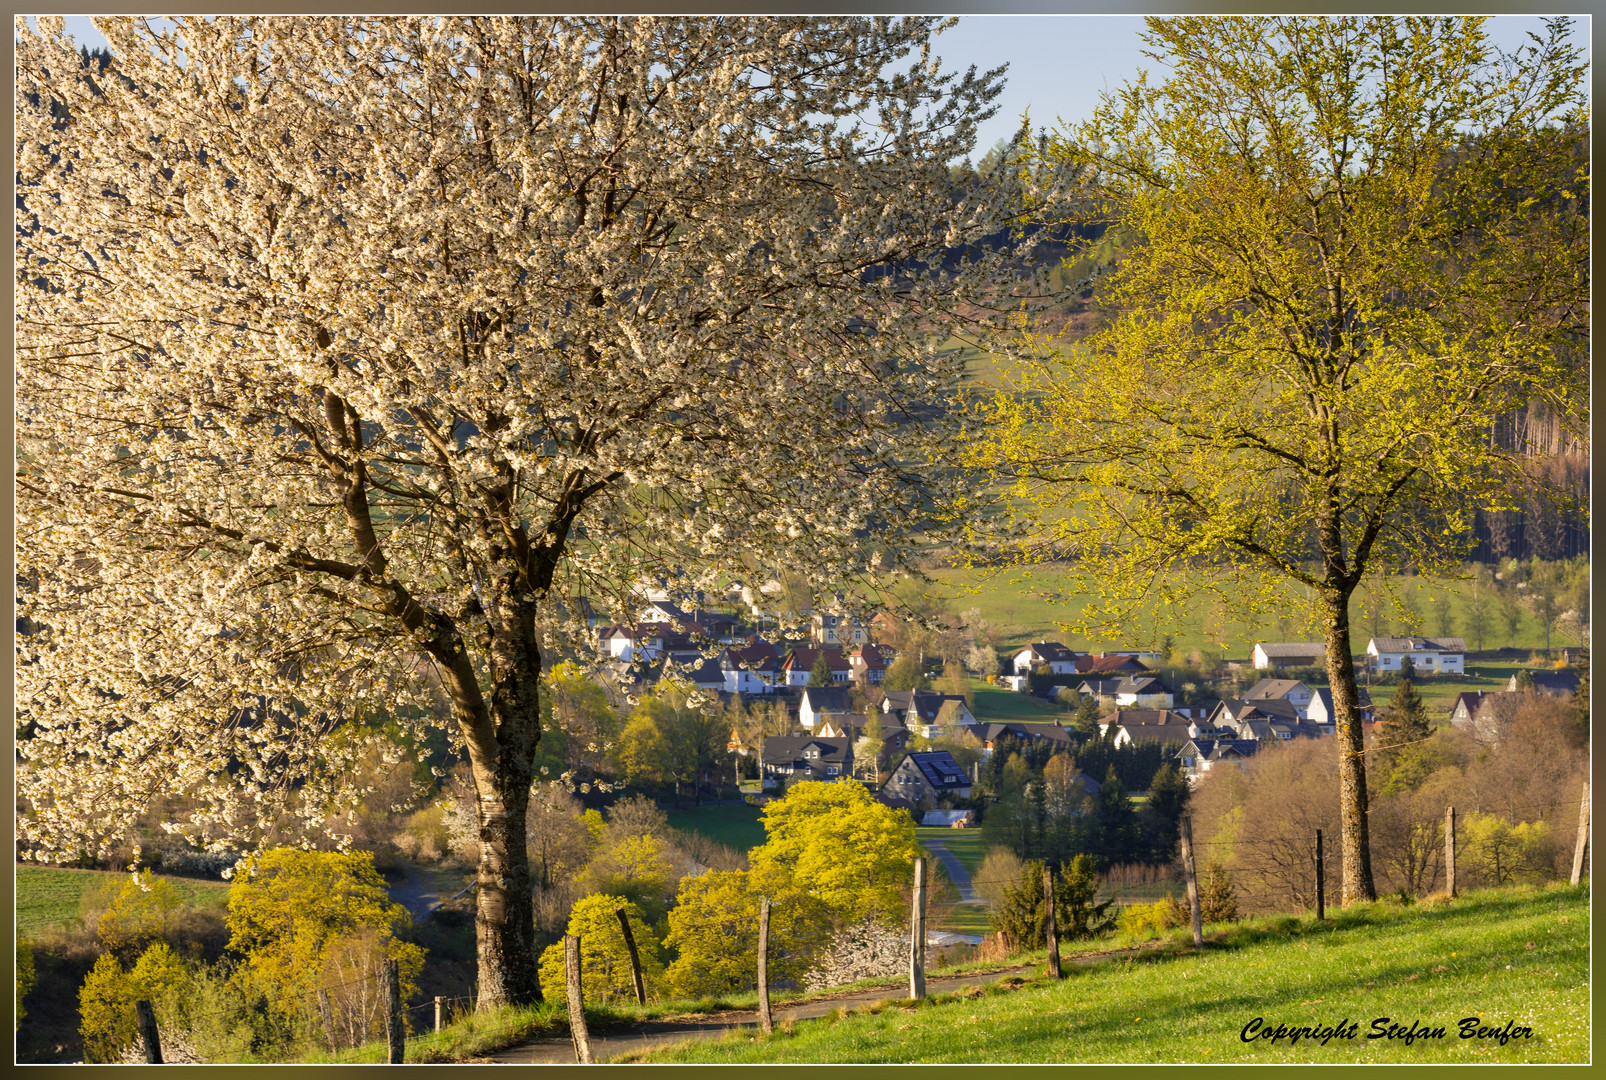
[87,869,184,962]
[858,710,887,783]
[614,681,731,805]
[225,849,424,1035]
[662,867,830,998]
[1070,694,1102,740]
[881,653,928,693]
[537,895,666,1006]
[749,780,920,921]
[1461,813,1553,887]
[78,942,192,1063]
[984,16,1587,904]
[576,834,679,928]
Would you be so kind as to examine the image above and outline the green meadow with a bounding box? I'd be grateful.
[633,883,1589,1064]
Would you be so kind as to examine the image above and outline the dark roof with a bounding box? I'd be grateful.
[1514,669,1582,695]
[893,750,972,790]
[1077,653,1148,673]
[977,722,1074,746]
[761,736,852,766]
[1024,642,1079,664]
[782,645,851,672]
[1245,678,1310,700]
[1099,708,1190,728]
[883,689,969,723]
[799,686,854,714]
[1179,738,1262,762]
[1370,636,1467,654]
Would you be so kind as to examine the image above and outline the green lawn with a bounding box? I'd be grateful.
[635,883,1589,1063]
[968,679,1069,723]
[16,864,233,936]
[665,804,768,854]
[916,828,989,878]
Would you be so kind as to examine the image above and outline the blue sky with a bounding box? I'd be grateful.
[57,14,1579,160]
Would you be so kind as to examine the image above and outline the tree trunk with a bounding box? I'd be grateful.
[458,604,546,1010]
[1319,589,1377,904]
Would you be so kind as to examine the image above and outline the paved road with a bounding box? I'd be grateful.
[479,965,1034,1064]
[923,839,983,904]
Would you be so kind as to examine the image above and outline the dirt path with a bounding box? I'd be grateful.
[478,965,1034,1064]
[386,859,465,923]
[922,839,983,904]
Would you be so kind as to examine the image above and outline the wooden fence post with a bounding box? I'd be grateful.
[384,957,405,1063]
[134,999,163,1064]
[1043,864,1061,978]
[757,897,774,1035]
[1445,806,1457,898]
[1571,781,1590,886]
[909,856,927,1000]
[434,996,444,1033]
[1180,815,1202,946]
[565,935,594,1064]
[1314,828,1325,921]
[614,906,647,1006]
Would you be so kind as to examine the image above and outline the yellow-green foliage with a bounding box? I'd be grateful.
[578,833,678,926]
[225,848,425,1042]
[1462,814,1553,887]
[662,866,830,999]
[16,932,36,1030]
[537,894,666,1007]
[1115,900,1180,940]
[749,780,920,921]
[84,869,183,959]
[78,941,190,1062]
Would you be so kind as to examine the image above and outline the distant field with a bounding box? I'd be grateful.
[16,865,232,936]
[927,565,1573,660]
[665,804,767,854]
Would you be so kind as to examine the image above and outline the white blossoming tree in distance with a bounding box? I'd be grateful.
[15,16,1041,1005]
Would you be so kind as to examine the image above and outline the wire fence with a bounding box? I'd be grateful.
[128,787,1589,1064]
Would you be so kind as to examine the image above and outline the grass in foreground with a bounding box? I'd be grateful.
[631,883,1589,1063]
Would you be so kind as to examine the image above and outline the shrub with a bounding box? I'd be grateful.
[990,856,1115,949]
[1115,900,1181,939]
[537,895,666,1007]
[78,942,191,1062]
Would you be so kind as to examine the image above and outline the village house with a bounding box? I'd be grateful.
[810,611,869,646]
[882,749,973,805]
[779,645,853,686]
[1074,652,1151,675]
[1011,642,1080,675]
[798,686,856,730]
[847,643,889,686]
[881,689,976,738]
[600,622,701,665]
[1244,678,1316,717]
[971,721,1075,756]
[1251,642,1327,669]
[1366,636,1466,675]
[1306,687,1376,728]
[760,736,854,785]
[720,639,781,695]
[1506,669,1582,696]
[1176,737,1261,782]
[1077,675,1174,708]
[1098,708,1197,749]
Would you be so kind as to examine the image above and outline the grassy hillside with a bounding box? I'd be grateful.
[666,804,767,854]
[16,865,232,936]
[635,883,1588,1063]
[928,564,1574,660]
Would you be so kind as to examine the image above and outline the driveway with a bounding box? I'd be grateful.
[386,858,470,923]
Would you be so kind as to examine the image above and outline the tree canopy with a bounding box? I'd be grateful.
[976,15,1588,904]
[15,15,1038,1005]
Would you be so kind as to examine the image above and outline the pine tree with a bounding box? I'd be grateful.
[808,652,833,688]
[1388,677,1432,744]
